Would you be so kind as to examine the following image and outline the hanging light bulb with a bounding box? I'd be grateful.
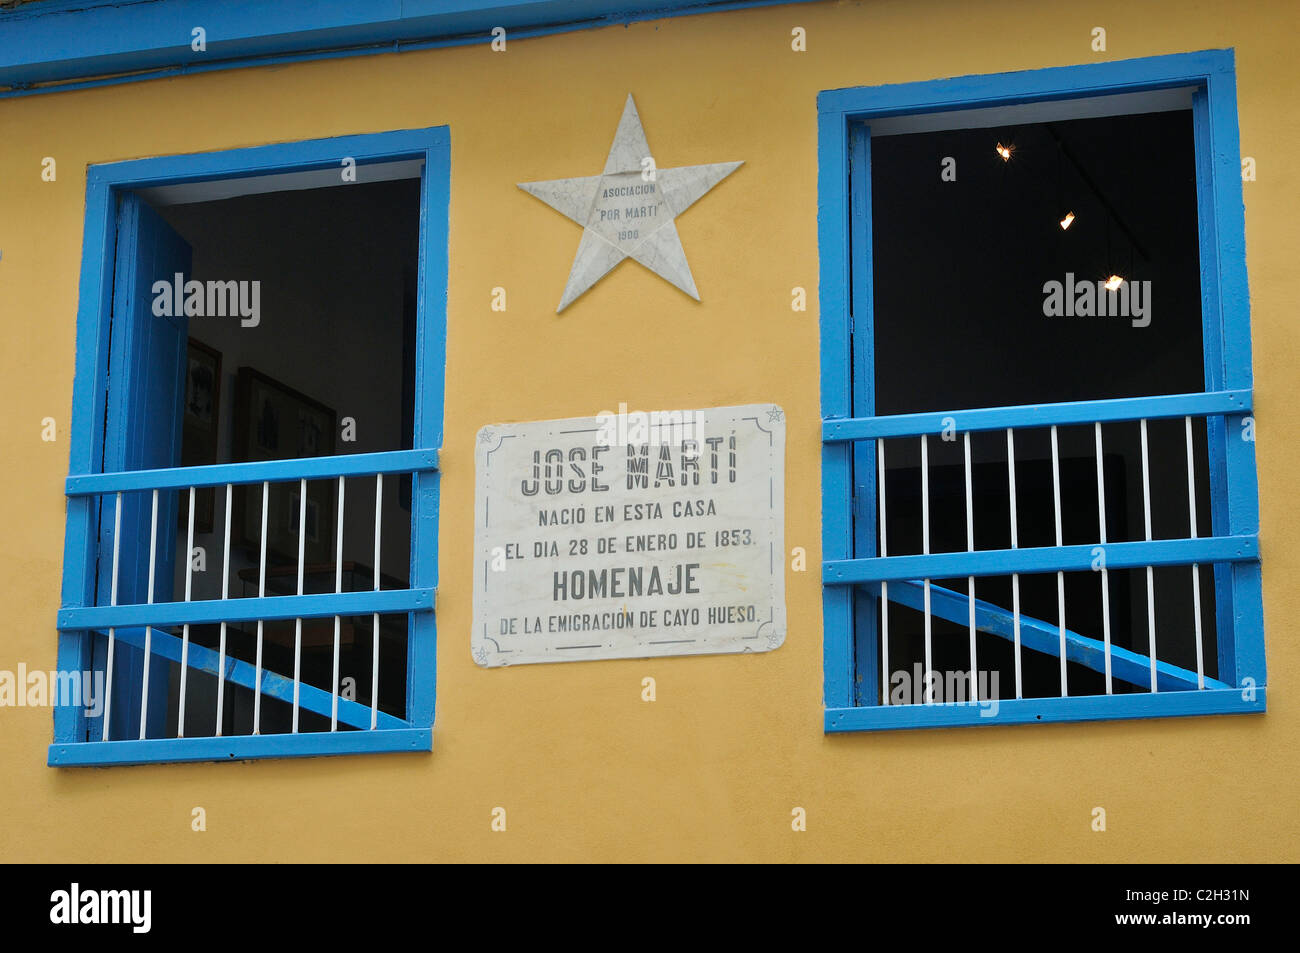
[996,142,1013,161]
[1104,274,1125,291]
[1059,211,1075,230]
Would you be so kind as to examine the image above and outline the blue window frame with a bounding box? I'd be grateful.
[52,126,449,765]
[817,50,1265,731]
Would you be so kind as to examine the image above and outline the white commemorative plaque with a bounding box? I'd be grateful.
[472,404,785,666]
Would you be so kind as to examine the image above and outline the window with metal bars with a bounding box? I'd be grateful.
[52,127,449,765]
[817,52,1265,731]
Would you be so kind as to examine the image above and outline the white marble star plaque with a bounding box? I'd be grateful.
[518,94,743,312]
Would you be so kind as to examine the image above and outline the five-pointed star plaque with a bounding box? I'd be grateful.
[518,94,743,312]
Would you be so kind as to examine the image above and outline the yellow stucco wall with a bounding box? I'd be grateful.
[1,0,1296,862]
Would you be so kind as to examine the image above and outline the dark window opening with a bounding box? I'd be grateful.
[865,109,1217,701]
[91,180,421,737]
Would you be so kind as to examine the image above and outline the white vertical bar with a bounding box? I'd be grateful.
[921,435,933,703]
[877,444,889,706]
[101,492,123,741]
[920,435,930,550]
[1140,419,1157,693]
[292,478,307,733]
[1095,422,1113,694]
[138,488,159,739]
[215,483,232,735]
[253,481,269,734]
[1185,416,1205,690]
[331,476,345,731]
[1051,426,1067,697]
[178,487,196,737]
[1006,429,1022,700]
[964,432,977,704]
[371,473,383,729]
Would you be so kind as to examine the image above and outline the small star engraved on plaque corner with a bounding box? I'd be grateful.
[766,407,784,423]
[474,647,489,665]
[478,430,495,445]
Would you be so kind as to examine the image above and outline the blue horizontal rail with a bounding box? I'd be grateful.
[825,688,1264,732]
[822,389,1251,442]
[889,580,1230,692]
[824,535,1257,584]
[102,624,407,731]
[57,587,434,631]
[49,728,432,767]
[65,448,439,496]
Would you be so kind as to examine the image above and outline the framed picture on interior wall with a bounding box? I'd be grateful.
[180,338,222,534]
[232,367,337,565]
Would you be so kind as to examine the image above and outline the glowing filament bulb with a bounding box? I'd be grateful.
[996,143,1012,161]
[1104,274,1125,291]
[1059,212,1075,230]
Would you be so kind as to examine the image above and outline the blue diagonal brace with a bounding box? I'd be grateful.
[99,624,407,731]
[886,579,1229,692]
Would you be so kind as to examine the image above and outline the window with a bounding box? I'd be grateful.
[818,51,1264,730]
[52,128,449,765]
